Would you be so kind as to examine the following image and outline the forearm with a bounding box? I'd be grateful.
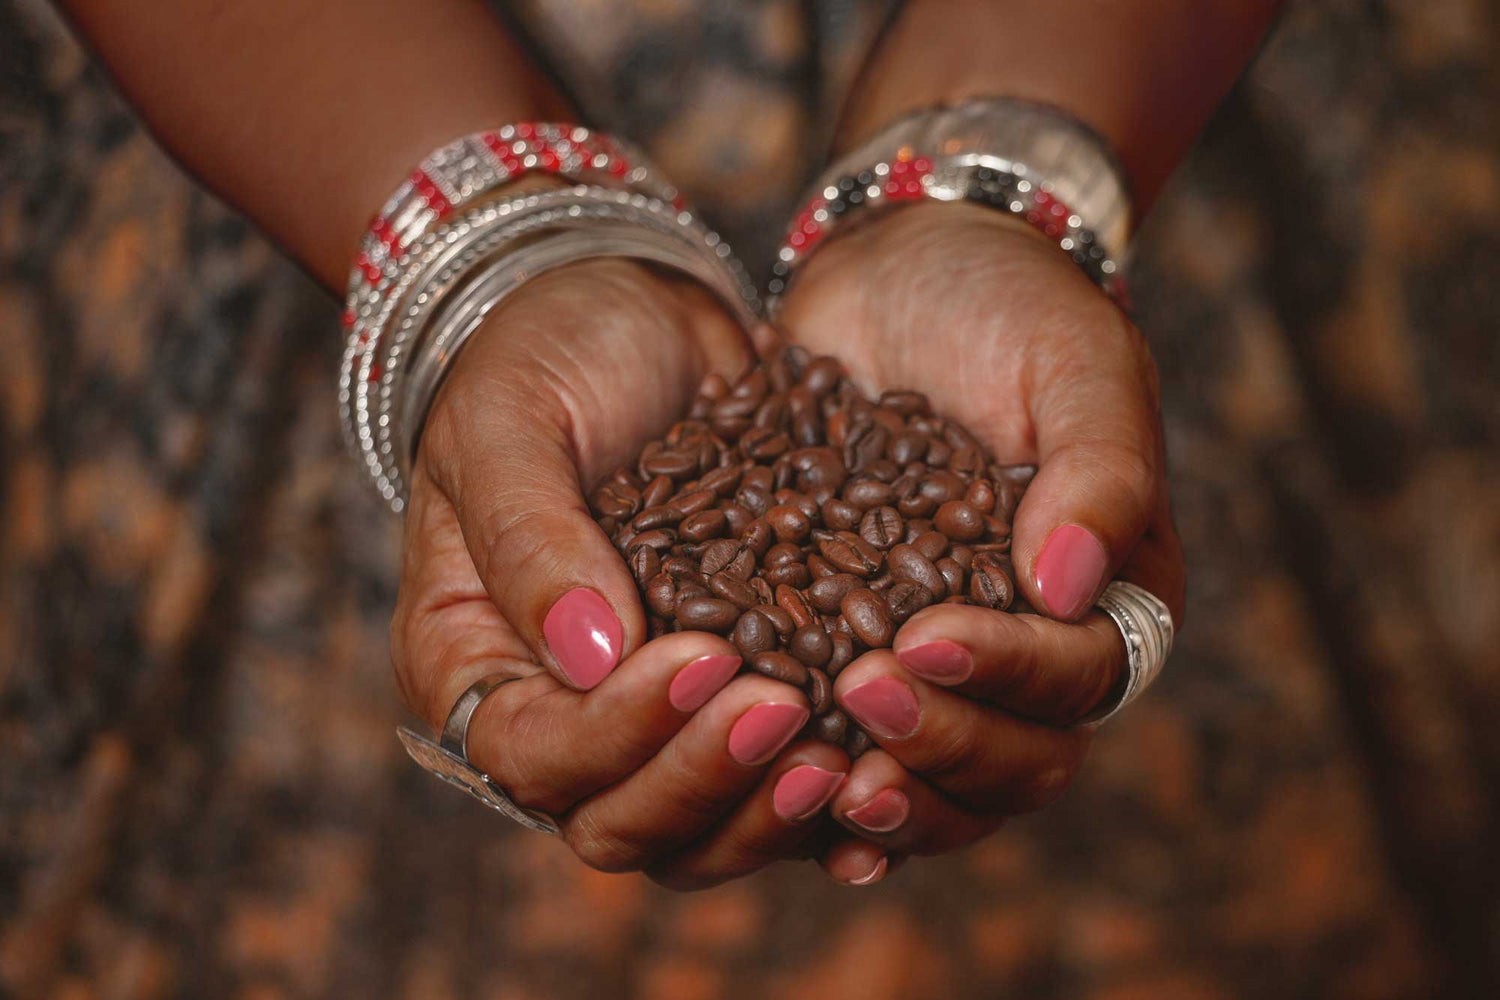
[58,0,570,291]
[838,0,1283,214]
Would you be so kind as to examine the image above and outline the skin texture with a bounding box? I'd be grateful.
[775,203,1187,879]
[57,0,1276,887]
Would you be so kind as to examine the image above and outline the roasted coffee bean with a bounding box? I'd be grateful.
[670,489,717,517]
[789,623,833,668]
[642,451,697,479]
[807,554,837,578]
[813,707,848,743]
[720,502,753,538]
[645,572,678,617]
[741,426,791,460]
[887,543,947,598]
[808,573,860,614]
[948,445,984,479]
[865,458,901,482]
[732,368,769,402]
[751,576,775,605]
[888,429,930,465]
[591,482,641,519]
[753,395,788,428]
[934,500,985,541]
[926,439,953,467]
[843,478,894,509]
[969,552,1015,610]
[859,505,904,550]
[904,517,933,543]
[842,420,889,471]
[879,389,930,415]
[675,580,711,605]
[827,632,856,676]
[766,503,812,542]
[642,474,675,508]
[820,498,861,532]
[800,356,845,397]
[738,519,773,558]
[776,585,817,628]
[806,667,833,715]
[648,615,670,639]
[845,727,874,758]
[912,529,950,561]
[993,463,1037,488]
[632,505,684,531]
[680,509,728,542]
[964,479,996,513]
[949,544,975,570]
[886,580,935,622]
[983,515,1012,543]
[732,609,778,657]
[764,541,804,569]
[897,490,938,518]
[818,533,882,577]
[676,597,740,632]
[758,604,796,640]
[872,407,907,436]
[697,462,744,497]
[763,562,812,588]
[919,470,967,505]
[774,489,819,520]
[936,557,966,597]
[841,588,895,647]
[627,528,677,555]
[697,539,743,576]
[710,572,760,610]
[750,651,809,688]
[630,546,661,585]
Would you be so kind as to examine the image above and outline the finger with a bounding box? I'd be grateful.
[558,674,810,873]
[829,749,1000,855]
[391,467,541,731]
[645,740,850,891]
[420,263,745,691]
[466,631,745,816]
[834,650,1092,814]
[1011,310,1164,621]
[816,836,907,887]
[891,604,1123,726]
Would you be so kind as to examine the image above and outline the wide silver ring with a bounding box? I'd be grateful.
[396,675,561,835]
[1079,581,1175,726]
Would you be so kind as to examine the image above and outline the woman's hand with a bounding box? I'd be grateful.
[390,261,850,888]
[776,202,1186,881]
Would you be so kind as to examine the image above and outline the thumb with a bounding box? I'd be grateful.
[1011,341,1163,622]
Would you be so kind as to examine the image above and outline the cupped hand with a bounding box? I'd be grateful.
[775,202,1186,880]
[390,260,849,888]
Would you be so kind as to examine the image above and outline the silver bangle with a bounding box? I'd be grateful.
[344,185,760,511]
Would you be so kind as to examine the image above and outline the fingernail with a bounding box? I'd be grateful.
[847,856,888,886]
[728,703,809,765]
[1033,523,1108,620]
[897,640,972,684]
[845,789,910,833]
[669,654,741,712]
[542,588,623,690]
[840,676,920,739]
[773,765,846,821]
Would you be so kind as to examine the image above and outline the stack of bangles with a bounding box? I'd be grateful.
[338,122,761,511]
[349,104,1171,828]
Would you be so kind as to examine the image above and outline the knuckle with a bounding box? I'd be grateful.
[563,813,647,873]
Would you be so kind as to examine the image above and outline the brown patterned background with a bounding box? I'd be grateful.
[1,1,1497,997]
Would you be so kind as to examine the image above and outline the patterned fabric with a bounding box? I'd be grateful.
[1,0,1497,997]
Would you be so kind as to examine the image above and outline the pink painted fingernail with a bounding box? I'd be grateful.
[728,703,809,765]
[542,588,623,690]
[1033,523,1108,620]
[897,640,972,684]
[669,654,741,712]
[773,765,846,821]
[847,856,888,886]
[840,676,920,739]
[845,789,910,833]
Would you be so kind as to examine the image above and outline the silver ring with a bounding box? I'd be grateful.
[1080,581,1175,726]
[396,674,561,835]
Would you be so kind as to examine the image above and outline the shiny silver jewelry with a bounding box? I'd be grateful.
[343,185,760,510]
[1081,581,1175,725]
[396,674,561,835]
[769,96,1132,307]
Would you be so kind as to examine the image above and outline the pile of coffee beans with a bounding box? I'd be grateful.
[588,348,1033,756]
